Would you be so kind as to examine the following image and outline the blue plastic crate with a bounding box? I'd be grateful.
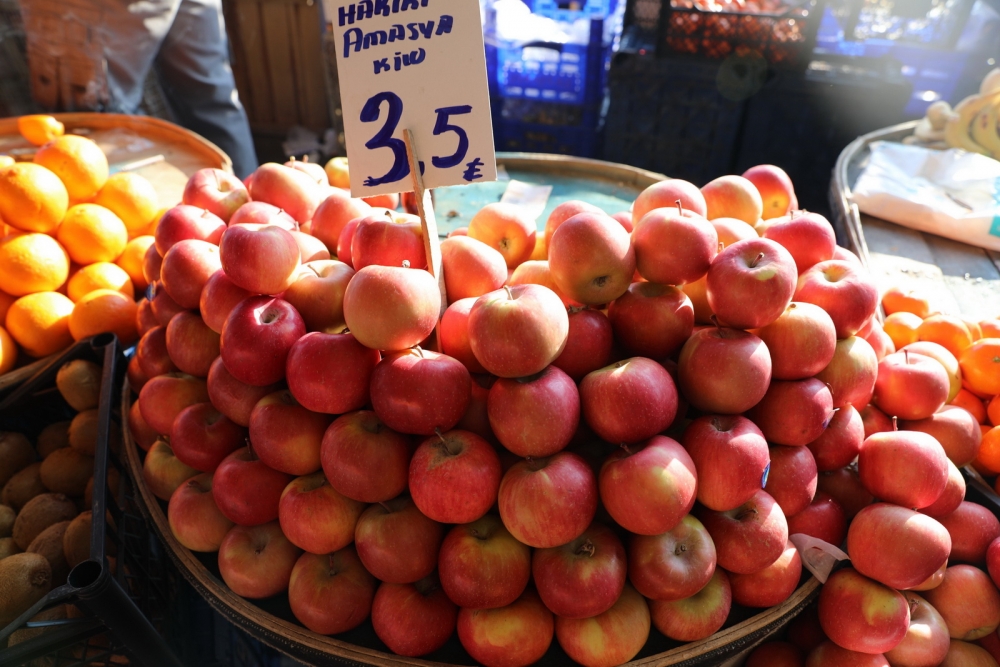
[531,0,616,20]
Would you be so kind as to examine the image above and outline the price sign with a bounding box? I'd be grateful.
[325,0,498,198]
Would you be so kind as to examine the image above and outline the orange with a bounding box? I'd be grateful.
[0,156,14,169]
[0,162,69,233]
[976,426,1000,473]
[33,135,109,202]
[964,319,983,342]
[881,286,930,318]
[0,289,15,322]
[116,236,154,293]
[92,173,158,237]
[981,320,1000,338]
[952,387,988,424]
[882,312,922,350]
[56,203,128,265]
[67,262,134,302]
[959,338,1000,396]
[988,395,1000,427]
[0,325,16,374]
[17,115,64,146]
[0,232,70,296]
[143,207,170,236]
[69,289,138,345]
[5,291,74,357]
[916,314,974,359]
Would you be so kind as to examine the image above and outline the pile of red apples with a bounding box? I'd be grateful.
[126,160,1000,667]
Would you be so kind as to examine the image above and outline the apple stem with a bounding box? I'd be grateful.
[750,252,765,268]
[737,507,759,521]
[892,416,898,432]
[576,539,596,558]
[904,349,909,364]
[302,154,309,163]
[675,199,683,216]
[328,554,338,574]
[245,438,257,461]
[710,314,725,338]
[378,501,392,513]
[504,285,514,300]
[618,443,631,455]
[413,345,424,358]
[718,241,725,253]
[435,428,456,455]
[403,260,411,269]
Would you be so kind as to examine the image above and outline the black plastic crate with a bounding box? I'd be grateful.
[0,335,183,667]
[603,51,746,184]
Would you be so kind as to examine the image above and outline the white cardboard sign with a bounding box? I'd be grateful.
[325,0,498,197]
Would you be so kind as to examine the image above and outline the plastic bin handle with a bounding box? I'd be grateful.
[519,41,566,52]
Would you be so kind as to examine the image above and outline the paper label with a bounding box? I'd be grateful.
[500,179,552,222]
[325,0,498,197]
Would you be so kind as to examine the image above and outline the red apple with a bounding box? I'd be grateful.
[553,307,613,381]
[149,281,186,326]
[281,260,354,334]
[136,325,178,379]
[815,336,879,410]
[287,547,376,634]
[632,178,708,225]
[761,211,836,273]
[468,284,568,378]
[498,451,597,548]
[711,216,758,247]
[549,212,635,305]
[819,567,910,654]
[143,242,162,284]
[556,583,650,666]
[860,404,894,439]
[748,378,835,447]
[745,641,804,667]
[137,372,209,435]
[286,332,378,415]
[900,341,962,402]
[978,631,1000,663]
[678,326,772,414]
[921,459,966,518]
[632,206,718,285]
[818,467,874,520]
[787,492,847,546]
[873,351,950,420]
[170,402,246,472]
[278,471,364,555]
[847,503,951,590]
[901,405,983,467]
[787,603,825,653]
[532,522,626,618]
[988,537,1000,589]
[702,175,763,224]
[467,203,536,269]
[310,190,371,249]
[682,414,770,511]
[808,405,865,472]
[143,439,199,501]
[289,230,329,263]
[729,539,802,607]
[219,223,301,295]
[409,430,501,525]
[883,591,950,667]
[154,205,225,255]
[335,216,362,267]
[206,356,280,427]
[128,399,158,451]
[370,348,471,436]
[766,444,818,516]
[371,575,457,657]
[354,495,444,584]
[580,357,678,445]
[342,264,441,352]
[695,489,788,574]
[320,410,410,503]
[136,298,158,336]
[507,259,579,307]
[649,569,730,641]
[249,390,329,476]
[806,641,890,666]
[438,514,531,609]
[487,365,579,458]
[212,447,292,526]
[795,260,879,338]
[440,236,507,302]
[217,521,300,598]
[165,311,219,377]
[941,639,1000,665]
[742,165,796,220]
[284,157,328,186]
[182,168,249,222]
[199,270,252,335]
[608,282,694,359]
[924,565,1000,640]
[599,435,696,535]
[858,430,949,509]
[168,472,234,552]
[160,239,222,310]
[439,297,487,374]
[351,212,426,271]
[457,588,554,667]
[752,302,837,380]
[707,237,797,329]
[628,514,715,601]
[457,374,496,443]
[938,501,1000,565]
[220,296,305,386]
[228,201,297,230]
[248,162,323,225]
[544,200,605,239]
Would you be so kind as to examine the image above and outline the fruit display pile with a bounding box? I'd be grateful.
[0,358,121,646]
[121,147,1000,667]
[913,68,1000,158]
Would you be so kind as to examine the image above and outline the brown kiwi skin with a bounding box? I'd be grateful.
[68,409,100,457]
[0,504,14,538]
[36,421,71,460]
[56,359,103,411]
[2,462,46,511]
[12,493,78,551]
[0,432,36,487]
[8,604,68,646]
[0,537,19,560]
[39,448,94,497]
[0,552,52,627]
[63,511,92,569]
[27,520,71,586]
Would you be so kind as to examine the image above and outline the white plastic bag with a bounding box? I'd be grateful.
[852,141,1000,252]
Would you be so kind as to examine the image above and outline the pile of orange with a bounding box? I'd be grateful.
[0,115,158,370]
[881,286,1000,479]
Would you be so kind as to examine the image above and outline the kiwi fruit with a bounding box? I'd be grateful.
[0,537,19,560]
[37,421,71,459]
[0,552,52,627]
[39,447,94,497]
[8,604,67,647]
[68,409,100,457]
[0,504,14,537]
[63,511,91,569]
[12,493,77,551]
[56,359,102,411]
[27,520,70,586]
[2,463,46,511]
[0,432,36,487]
[83,467,121,508]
